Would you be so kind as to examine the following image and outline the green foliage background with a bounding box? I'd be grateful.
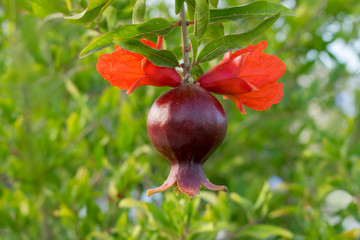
[1,0,360,239]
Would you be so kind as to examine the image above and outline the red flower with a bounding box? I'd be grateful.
[196,41,286,114]
[96,37,181,94]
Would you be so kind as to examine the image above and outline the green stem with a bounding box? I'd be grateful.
[180,5,191,83]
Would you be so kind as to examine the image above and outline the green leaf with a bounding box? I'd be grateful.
[269,206,298,219]
[204,22,224,40]
[196,12,280,64]
[210,1,296,24]
[132,0,146,24]
[103,5,117,29]
[237,224,294,239]
[113,37,179,68]
[175,0,185,15]
[189,222,215,234]
[210,0,219,8]
[30,0,69,17]
[119,198,145,210]
[64,0,112,25]
[230,193,255,223]
[190,64,204,80]
[80,18,174,58]
[194,0,210,40]
[171,46,183,60]
[189,34,198,66]
[254,181,270,210]
[185,0,195,21]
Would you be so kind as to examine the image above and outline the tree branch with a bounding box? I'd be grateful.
[180,5,191,83]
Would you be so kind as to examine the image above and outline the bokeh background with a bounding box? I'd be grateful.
[1,0,360,239]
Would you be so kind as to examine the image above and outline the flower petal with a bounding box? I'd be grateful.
[156,36,163,49]
[198,53,248,83]
[197,54,257,95]
[140,39,157,49]
[126,76,152,94]
[200,77,257,95]
[239,82,284,111]
[142,60,181,87]
[224,95,246,114]
[218,51,232,65]
[97,39,180,93]
[231,41,268,59]
[197,41,285,113]
[237,52,286,88]
[96,48,145,90]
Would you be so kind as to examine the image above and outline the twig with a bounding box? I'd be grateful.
[179,5,191,83]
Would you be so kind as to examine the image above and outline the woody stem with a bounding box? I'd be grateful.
[180,5,191,83]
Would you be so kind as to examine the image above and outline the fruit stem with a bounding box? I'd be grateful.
[180,5,191,83]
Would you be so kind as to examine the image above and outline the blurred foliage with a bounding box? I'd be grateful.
[1,0,360,239]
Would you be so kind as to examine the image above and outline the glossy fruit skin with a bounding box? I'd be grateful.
[146,83,228,198]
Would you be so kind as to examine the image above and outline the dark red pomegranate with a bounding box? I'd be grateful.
[146,83,228,199]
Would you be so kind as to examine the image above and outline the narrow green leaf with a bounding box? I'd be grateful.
[185,0,195,21]
[64,0,112,25]
[103,5,117,29]
[119,198,145,210]
[210,0,219,8]
[80,18,174,58]
[171,46,183,60]
[254,181,270,210]
[210,1,296,24]
[175,0,185,15]
[237,224,294,239]
[114,37,179,68]
[196,12,280,64]
[190,64,204,80]
[230,193,255,223]
[204,22,224,40]
[132,0,146,24]
[269,206,298,219]
[189,34,198,66]
[189,222,215,234]
[194,0,210,40]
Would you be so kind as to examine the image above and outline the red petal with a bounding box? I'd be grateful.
[142,60,181,87]
[218,51,232,65]
[97,39,180,93]
[239,82,284,111]
[199,54,248,81]
[197,54,256,95]
[126,76,152,94]
[225,95,246,114]
[141,39,157,49]
[231,41,268,59]
[196,41,285,113]
[96,48,145,90]
[237,52,286,88]
[200,76,257,95]
[125,59,181,94]
[114,39,156,51]
[156,36,163,49]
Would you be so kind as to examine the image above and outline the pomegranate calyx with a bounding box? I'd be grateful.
[147,162,227,199]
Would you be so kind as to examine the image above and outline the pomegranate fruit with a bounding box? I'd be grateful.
[146,83,228,199]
